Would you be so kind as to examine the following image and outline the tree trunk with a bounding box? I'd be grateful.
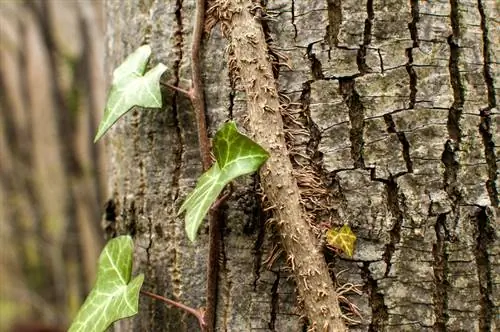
[105,0,498,331]
[0,1,105,329]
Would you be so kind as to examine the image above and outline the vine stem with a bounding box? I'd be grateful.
[191,0,211,170]
[163,0,219,330]
[140,290,206,330]
[217,0,348,330]
[189,1,221,331]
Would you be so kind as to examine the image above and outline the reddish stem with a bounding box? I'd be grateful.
[160,81,191,97]
[141,290,206,330]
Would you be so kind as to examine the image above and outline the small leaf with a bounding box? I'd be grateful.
[68,236,144,332]
[178,121,269,241]
[326,224,357,257]
[94,45,167,142]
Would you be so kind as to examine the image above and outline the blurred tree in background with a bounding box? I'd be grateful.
[0,1,106,330]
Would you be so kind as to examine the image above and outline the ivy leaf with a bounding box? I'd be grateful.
[68,236,144,332]
[326,224,357,257]
[178,121,269,241]
[94,45,167,142]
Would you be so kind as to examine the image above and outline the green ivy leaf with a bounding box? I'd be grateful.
[178,121,269,241]
[94,45,167,142]
[68,236,144,332]
[326,224,357,257]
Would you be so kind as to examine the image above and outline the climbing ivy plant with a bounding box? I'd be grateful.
[73,43,357,331]
[178,121,269,241]
[68,236,144,332]
[94,45,167,141]
[71,45,269,331]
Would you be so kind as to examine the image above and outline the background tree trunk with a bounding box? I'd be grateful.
[105,1,498,331]
[0,1,105,330]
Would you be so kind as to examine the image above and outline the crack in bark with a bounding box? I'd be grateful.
[290,0,298,41]
[339,78,365,169]
[474,207,495,331]
[357,0,373,74]
[477,0,498,208]
[325,0,342,48]
[442,0,464,212]
[307,42,325,80]
[406,0,419,109]
[479,108,498,208]
[432,214,449,332]
[300,81,325,165]
[382,178,403,278]
[269,271,280,331]
[477,0,496,108]
[383,115,413,173]
[447,0,465,143]
[361,262,388,332]
[252,179,267,291]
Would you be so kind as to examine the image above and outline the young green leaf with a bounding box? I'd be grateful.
[94,45,167,142]
[68,236,144,332]
[326,224,357,257]
[178,121,269,241]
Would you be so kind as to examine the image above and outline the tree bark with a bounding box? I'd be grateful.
[105,0,498,331]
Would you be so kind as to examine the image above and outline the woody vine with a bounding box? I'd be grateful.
[69,1,357,331]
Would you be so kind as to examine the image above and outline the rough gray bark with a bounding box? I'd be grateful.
[105,0,498,331]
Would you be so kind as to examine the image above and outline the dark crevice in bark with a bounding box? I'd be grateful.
[477,0,496,108]
[442,0,464,215]
[432,213,449,332]
[302,82,326,166]
[406,0,419,109]
[377,48,384,73]
[290,0,298,40]
[102,199,118,240]
[357,0,373,74]
[339,78,365,169]
[170,0,185,203]
[474,207,495,331]
[252,178,267,291]
[306,42,325,80]
[477,0,498,208]
[382,178,403,278]
[441,140,460,201]
[361,262,388,332]
[259,10,280,80]
[269,271,280,331]
[325,0,342,47]
[447,0,465,143]
[126,198,138,237]
[384,115,413,173]
[478,108,498,208]
[228,88,235,120]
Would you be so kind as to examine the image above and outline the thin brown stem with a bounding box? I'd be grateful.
[160,81,191,97]
[210,185,233,212]
[191,0,211,170]
[188,1,220,331]
[140,290,206,330]
[205,186,232,330]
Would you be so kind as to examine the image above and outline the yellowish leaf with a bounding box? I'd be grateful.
[326,224,356,257]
